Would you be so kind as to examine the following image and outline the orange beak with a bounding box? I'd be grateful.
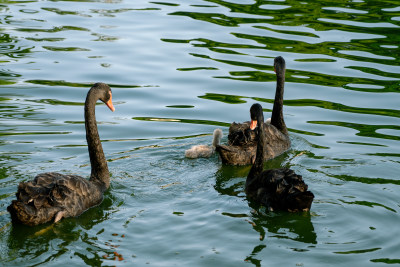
[105,92,115,112]
[250,119,257,130]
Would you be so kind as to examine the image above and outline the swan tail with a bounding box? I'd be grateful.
[7,172,68,225]
[7,199,61,226]
[54,211,66,223]
[264,169,314,212]
[287,191,315,212]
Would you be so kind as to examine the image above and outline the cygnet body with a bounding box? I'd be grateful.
[185,129,223,158]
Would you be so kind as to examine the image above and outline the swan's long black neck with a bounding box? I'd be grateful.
[85,89,110,190]
[270,65,288,135]
[246,112,265,188]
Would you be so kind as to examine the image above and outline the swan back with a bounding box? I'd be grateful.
[245,103,314,212]
[7,83,114,225]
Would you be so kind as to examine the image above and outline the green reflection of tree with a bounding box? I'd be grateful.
[16,25,89,33]
[309,167,400,185]
[133,116,231,127]
[25,79,140,88]
[255,97,400,120]
[309,120,400,141]
[165,0,400,93]
[339,199,396,212]
[41,7,87,16]
[199,91,400,122]
[231,32,400,67]
[0,33,25,84]
[164,37,399,92]
[199,92,247,104]
[371,258,400,264]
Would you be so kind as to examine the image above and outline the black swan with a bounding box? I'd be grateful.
[7,83,115,226]
[185,128,223,158]
[216,56,290,165]
[245,103,314,212]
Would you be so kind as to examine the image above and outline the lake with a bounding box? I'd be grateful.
[1,0,399,266]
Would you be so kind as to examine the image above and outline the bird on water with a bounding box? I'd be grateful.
[8,83,115,226]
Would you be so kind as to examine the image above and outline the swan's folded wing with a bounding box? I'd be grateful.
[16,172,101,216]
[216,144,256,165]
[228,121,256,146]
[52,174,103,216]
[16,172,60,208]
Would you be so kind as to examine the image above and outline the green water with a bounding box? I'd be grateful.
[1,0,399,266]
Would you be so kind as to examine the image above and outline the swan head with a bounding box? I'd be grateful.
[249,103,264,130]
[93,82,115,112]
[273,56,286,74]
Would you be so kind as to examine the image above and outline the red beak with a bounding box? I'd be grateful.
[250,119,257,130]
[105,93,115,112]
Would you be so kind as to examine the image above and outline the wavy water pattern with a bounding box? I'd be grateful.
[1,0,400,266]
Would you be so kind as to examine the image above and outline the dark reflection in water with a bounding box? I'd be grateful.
[4,193,114,266]
[243,211,316,267]
[1,0,400,265]
[248,210,317,244]
[214,151,317,251]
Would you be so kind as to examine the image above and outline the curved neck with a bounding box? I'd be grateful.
[85,89,110,190]
[212,130,222,147]
[270,71,288,135]
[246,114,265,186]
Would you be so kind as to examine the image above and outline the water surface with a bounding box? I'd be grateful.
[1,0,400,266]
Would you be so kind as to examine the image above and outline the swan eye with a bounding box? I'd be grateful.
[105,90,111,100]
[105,92,115,112]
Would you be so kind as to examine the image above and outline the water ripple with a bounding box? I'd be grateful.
[1,0,400,266]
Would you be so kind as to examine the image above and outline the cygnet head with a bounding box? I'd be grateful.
[212,128,223,147]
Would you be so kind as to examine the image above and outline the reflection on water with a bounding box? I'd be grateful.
[244,210,317,267]
[248,211,317,244]
[4,193,114,265]
[1,0,400,265]
[215,153,317,266]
